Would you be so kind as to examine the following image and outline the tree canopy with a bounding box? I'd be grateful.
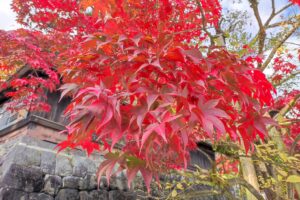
[0,0,299,195]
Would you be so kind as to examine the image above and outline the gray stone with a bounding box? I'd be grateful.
[89,190,108,200]
[20,136,56,149]
[41,151,56,174]
[16,146,41,167]
[86,159,97,174]
[72,157,88,177]
[3,145,41,168]
[43,175,62,195]
[114,172,128,191]
[0,164,44,192]
[55,189,79,200]
[55,155,73,176]
[0,187,28,200]
[79,174,97,190]
[29,193,53,200]
[98,176,108,188]
[108,190,136,200]
[79,191,90,200]
[62,176,80,189]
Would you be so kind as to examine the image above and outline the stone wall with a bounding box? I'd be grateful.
[0,135,136,200]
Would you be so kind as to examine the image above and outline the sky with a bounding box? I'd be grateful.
[0,0,20,30]
[0,0,298,30]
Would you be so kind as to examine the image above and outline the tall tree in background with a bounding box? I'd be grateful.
[0,0,299,199]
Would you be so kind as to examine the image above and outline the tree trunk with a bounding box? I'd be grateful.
[240,154,261,200]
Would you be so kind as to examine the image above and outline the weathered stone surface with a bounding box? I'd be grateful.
[55,189,79,200]
[29,193,53,200]
[79,191,90,200]
[72,157,88,177]
[0,187,28,200]
[79,174,97,190]
[89,190,108,200]
[20,136,56,150]
[43,175,62,195]
[0,164,44,192]
[41,151,56,174]
[86,158,97,174]
[55,155,73,177]
[4,145,41,168]
[98,176,109,189]
[62,176,80,189]
[114,172,128,191]
[108,190,137,200]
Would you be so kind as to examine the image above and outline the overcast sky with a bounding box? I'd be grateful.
[0,0,20,30]
[0,0,297,30]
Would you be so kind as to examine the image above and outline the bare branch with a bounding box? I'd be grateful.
[261,21,300,71]
[275,3,294,16]
[195,0,215,47]
[276,94,300,118]
[228,178,265,200]
[273,70,300,87]
[267,15,300,29]
[249,0,266,61]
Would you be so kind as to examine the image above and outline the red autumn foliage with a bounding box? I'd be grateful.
[2,0,299,191]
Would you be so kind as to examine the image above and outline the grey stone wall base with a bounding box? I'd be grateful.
[0,135,137,200]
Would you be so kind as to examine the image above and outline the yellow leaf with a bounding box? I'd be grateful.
[286,175,300,183]
[176,183,184,190]
[277,169,288,177]
[171,189,177,197]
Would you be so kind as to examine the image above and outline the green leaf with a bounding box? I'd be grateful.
[286,175,300,183]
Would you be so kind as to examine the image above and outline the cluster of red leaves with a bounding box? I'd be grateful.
[0,0,279,191]
[271,56,297,84]
[57,33,274,189]
[216,156,239,175]
[290,0,300,6]
[273,90,300,152]
[0,29,61,111]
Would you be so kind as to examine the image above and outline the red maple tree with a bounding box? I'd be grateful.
[1,0,298,191]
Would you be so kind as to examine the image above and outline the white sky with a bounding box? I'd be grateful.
[0,0,20,30]
[0,0,297,30]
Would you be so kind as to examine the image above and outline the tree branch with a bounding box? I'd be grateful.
[196,0,215,47]
[273,70,300,87]
[228,178,265,200]
[267,15,300,29]
[261,21,300,71]
[276,94,300,118]
[249,0,266,68]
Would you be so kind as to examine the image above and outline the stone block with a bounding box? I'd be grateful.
[72,157,88,177]
[43,175,62,195]
[0,164,44,192]
[20,136,56,149]
[79,191,90,200]
[62,176,80,189]
[55,189,79,200]
[79,174,97,190]
[89,190,108,200]
[0,187,28,200]
[41,151,56,175]
[86,158,97,174]
[29,193,53,200]
[108,190,136,200]
[55,155,73,177]
[4,145,41,168]
[113,172,128,191]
